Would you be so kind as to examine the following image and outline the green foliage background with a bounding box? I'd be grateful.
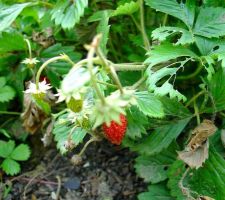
[0,0,225,199]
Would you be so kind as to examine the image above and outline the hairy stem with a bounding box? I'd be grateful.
[139,0,151,50]
[0,111,21,115]
[36,55,70,90]
[87,36,106,104]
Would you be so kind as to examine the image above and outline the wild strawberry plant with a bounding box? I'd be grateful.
[0,0,225,199]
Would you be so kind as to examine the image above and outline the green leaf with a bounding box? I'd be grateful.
[152,26,194,45]
[130,118,190,155]
[0,85,16,103]
[53,113,87,154]
[0,3,31,32]
[0,77,6,88]
[145,0,195,28]
[71,127,87,146]
[135,144,176,183]
[32,96,51,115]
[1,158,20,176]
[0,128,11,138]
[51,0,88,30]
[207,68,225,112]
[10,144,30,161]
[159,96,191,118]
[145,44,198,67]
[112,1,139,16]
[135,91,164,118]
[89,11,111,55]
[189,149,225,198]
[203,0,225,7]
[0,32,26,53]
[138,183,174,200]
[0,77,16,103]
[145,66,187,102]
[126,106,148,139]
[0,140,15,158]
[193,7,225,38]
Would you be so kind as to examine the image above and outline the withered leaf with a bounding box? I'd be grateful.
[178,119,217,169]
[21,93,47,134]
[188,119,217,151]
[178,140,209,169]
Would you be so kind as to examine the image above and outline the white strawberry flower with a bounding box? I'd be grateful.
[22,57,40,65]
[24,80,51,95]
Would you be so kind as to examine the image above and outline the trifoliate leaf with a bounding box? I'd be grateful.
[138,183,174,200]
[1,158,20,176]
[10,144,30,161]
[144,0,196,28]
[0,3,31,32]
[135,91,164,118]
[152,26,194,45]
[112,1,139,16]
[193,7,225,38]
[0,140,15,158]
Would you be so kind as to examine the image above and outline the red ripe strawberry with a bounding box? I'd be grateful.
[102,114,127,145]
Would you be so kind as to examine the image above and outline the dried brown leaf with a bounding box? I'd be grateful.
[178,140,209,169]
[188,119,217,151]
[178,119,217,169]
[21,93,47,134]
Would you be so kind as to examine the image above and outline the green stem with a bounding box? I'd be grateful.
[36,55,69,89]
[96,80,117,88]
[87,40,106,104]
[185,91,205,107]
[128,76,146,90]
[72,57,102,69]
[0,111,21,115]
[162,14,168,26]
[24,39,32,59]
[139,0,151,51]
[130,14,142,32]
[177,62,203,80]
[96,48,124,94]
[78,137,100,156]
[113,63,146,71]
[52,109,69,119]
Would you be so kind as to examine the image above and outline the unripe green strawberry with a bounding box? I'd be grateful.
[102,114,127,145]
[67,98,83,112]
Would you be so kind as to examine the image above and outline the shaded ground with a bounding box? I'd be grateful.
[3,142,146,200]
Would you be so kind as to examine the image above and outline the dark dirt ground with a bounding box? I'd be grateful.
[1,141,146,200]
